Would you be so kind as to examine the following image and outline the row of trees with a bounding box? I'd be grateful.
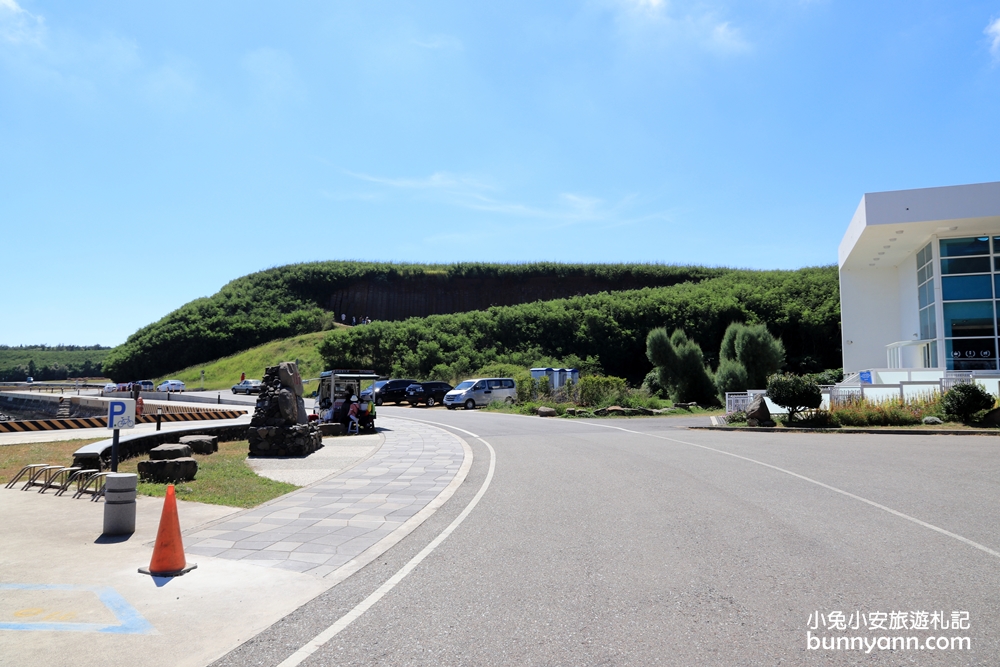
[0,360,104,382]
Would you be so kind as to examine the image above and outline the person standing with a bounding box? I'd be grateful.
[240,372,246,383]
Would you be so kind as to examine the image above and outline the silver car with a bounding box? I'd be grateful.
[444,378,516,410]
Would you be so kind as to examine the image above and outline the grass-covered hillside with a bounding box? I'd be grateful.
[153,331,331,391]
[320,266,841,385]
[102,261,734,380]
[0,345,111,382]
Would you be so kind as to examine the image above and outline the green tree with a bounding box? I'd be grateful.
[719,322,785,390]
[646,328,717,405]
[766,373,821,421]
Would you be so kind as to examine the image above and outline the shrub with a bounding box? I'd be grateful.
[766,373,821,421]
[805,368,844,385]
[714,358,749,399]
[725,409,747,425]
[942,383,995,422]
[578,376,627,407]
[828,393,941,427]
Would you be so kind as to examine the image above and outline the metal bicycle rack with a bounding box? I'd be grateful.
[57,469,100,496]
[6,465,108,500]
[36,466,82,494]
[5,464,50,489]
[74,472,109,501]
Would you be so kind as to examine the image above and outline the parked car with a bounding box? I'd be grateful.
[25,377,33,383]
[444,378,517,410]
[157,379,186,393]
[134,380,155,392]
[103,382,117,392]
[373,378,419,405]
[361,380,387,402]
[232,379,262,395]
[405,381,454,407]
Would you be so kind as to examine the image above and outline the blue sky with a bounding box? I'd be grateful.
[3,0,1000,346]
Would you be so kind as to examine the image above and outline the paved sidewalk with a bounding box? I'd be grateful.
[0,416,471,667]
[185,418,467,578]
[247,432,383,486]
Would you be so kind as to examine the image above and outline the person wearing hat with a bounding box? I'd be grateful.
[347,394,361,433]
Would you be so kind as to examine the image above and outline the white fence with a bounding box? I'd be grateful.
[724,375,994,414]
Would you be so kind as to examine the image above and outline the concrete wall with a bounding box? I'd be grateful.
[840,266,902,373]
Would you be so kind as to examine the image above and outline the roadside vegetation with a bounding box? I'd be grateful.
[154,331,332,391]
[724,375,999,429]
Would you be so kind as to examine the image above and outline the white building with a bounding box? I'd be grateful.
[839,180,1000,382]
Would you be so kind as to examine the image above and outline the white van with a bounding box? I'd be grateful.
[444,378,517,410]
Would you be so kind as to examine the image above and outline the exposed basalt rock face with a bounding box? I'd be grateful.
[325,274,687,323]
[247,362,322,457]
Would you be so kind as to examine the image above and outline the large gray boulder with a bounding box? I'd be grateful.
[745,394,770,423]
[278,361,304,397]
[179,435,218,454]
[149,444,193,460]
[137,457,198,483]
[277,388,298,423]
[537,406,558,417]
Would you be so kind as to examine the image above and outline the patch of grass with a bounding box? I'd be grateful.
[154,330,335,391]
[116,440,298,508]
[0,438,105,482]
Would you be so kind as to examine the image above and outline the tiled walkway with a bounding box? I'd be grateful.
[185,417,467,577]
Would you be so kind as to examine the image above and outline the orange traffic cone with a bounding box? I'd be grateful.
[139,484,197,577]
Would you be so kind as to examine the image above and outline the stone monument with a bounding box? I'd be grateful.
[247,361,322,456]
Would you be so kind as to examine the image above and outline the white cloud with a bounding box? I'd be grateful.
[604,0,751,55]
[0,0,45,46]
[340,169,658,229]
[987,17,1000,62]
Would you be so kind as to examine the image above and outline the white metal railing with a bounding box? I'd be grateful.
[941,371,974,392]
[886,340,932,369]
[725,390,766,414]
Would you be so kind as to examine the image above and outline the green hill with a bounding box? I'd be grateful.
[319,266,842,385]
[0,345,111,382]
[153,331,333,391]
[102,261,733,381]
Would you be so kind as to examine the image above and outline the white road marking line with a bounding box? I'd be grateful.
[577,420,1000,560]
[276,421,495,667]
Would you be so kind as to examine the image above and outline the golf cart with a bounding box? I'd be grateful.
[316,369,380,432]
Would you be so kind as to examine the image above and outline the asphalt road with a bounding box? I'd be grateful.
[213,408,1000,666]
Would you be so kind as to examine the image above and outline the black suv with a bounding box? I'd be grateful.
[405,381,454,407]
[373,379,419,405]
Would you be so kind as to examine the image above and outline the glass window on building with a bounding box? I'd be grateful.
[916,242,938,368]
[940,236,990,257]
[939,237,999,370]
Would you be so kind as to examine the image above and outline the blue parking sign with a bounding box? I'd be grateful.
[107,399,136,429]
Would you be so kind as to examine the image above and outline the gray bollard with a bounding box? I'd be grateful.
[103,473,138,536]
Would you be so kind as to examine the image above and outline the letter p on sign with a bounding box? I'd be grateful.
[107,399,136,429]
